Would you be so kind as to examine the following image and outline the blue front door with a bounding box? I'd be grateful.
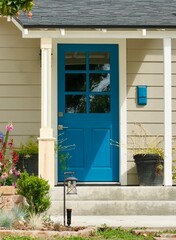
[58,44,119,182]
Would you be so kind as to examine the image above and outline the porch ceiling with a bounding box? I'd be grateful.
[15,0,176,29]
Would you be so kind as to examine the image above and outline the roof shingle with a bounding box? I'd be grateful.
[16,0,176,28]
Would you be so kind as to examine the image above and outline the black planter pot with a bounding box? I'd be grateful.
[17,154,38,176]
[134,154,164,186]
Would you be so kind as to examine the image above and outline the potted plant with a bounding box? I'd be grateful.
[16,137,38,176]
[111,123,164,186]
[131,124,164,186]
[133,150,164,186]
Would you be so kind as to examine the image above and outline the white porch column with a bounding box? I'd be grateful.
[119,39,127,185]
[163,38,172,186]
[38,38,56,187]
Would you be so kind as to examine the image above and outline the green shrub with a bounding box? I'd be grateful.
[17,172,51,214]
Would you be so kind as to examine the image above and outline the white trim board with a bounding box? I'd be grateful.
[21,30,176,39]
[163,38,172,186]
[18,30,176,40]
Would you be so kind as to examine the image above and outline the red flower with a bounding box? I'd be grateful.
[8,139,13,148]
[0,150,4,161]
[12,151,19,165]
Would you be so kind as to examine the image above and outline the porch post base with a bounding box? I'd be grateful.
[38,128,56,187]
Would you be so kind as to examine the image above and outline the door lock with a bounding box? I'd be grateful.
[58,125,68,130]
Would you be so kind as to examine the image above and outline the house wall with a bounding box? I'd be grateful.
[127,39,176,185]
[1,17,175,185]
[0,18,41,147]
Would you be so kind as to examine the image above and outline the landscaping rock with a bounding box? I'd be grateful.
[0,226,96,238]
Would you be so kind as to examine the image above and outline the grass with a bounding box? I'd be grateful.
[2,237,34,240]
[0,226,156,240]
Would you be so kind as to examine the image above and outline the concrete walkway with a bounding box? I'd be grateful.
[51,215,176,228]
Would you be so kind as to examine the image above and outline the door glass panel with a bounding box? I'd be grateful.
[90,73,110,92]
[89,95,110,113]
[66,95,86,113]
[65,52,86,70]
[89,52,110,70]
[65,74,86,92]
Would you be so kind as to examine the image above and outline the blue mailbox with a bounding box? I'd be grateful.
[137,85,147,105]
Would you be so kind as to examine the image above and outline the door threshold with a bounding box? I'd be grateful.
[56,182,120,186]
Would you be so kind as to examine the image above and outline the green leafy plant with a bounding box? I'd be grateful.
[0,0,34,16]
[17,137,38,158]
[16,137,38,176]
[17,172,51,214]
[57,134,76,171]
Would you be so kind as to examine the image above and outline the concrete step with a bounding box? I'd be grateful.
[48,186,176,216]
[48,200,176,216]
[50,186,176,201]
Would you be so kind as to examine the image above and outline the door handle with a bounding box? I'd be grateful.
[58,125,68,130]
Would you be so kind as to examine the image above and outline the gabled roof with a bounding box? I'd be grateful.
[16,0,176,29]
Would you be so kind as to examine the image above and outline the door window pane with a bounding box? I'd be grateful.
[89,95,110,113]
[66,95,86,113]
[90,73,110,92]
[65,74,86,92]
[65,52,86,70]
[89,52,110,70]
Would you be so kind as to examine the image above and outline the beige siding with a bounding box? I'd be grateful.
[0,18,41,146]
[127,39,176,185]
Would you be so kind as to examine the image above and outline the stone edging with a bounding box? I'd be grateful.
[0,226,97,238]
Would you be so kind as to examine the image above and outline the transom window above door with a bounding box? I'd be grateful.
[64,52,111,114]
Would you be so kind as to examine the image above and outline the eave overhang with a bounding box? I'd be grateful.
[11,16,176,39]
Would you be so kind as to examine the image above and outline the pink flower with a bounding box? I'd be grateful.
[5,123,13,132]
[1,173,8,179]
[15,170,20,176]
[9,169,13,175]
